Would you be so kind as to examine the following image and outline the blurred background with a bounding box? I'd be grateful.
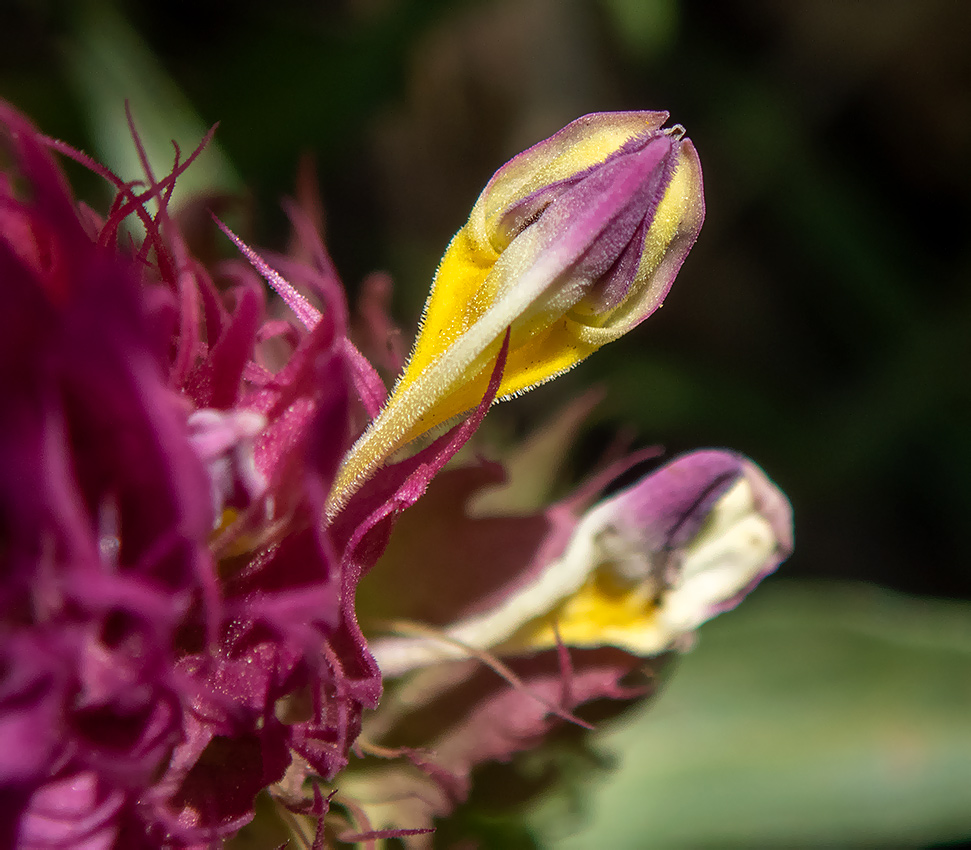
[3,0,970,846]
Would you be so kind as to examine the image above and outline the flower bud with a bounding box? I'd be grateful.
[370,451,791,676]
[508,450,793,655]
[329,112,704,514]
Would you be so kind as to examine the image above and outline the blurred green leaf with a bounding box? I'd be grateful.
[65,4,239,205]
[529,582,971,848]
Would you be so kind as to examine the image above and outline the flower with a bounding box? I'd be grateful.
[502,449,793,656]
[366,449,793,677]
[0,101,215,847]
[330,111,704,514]
[0,100,384,847]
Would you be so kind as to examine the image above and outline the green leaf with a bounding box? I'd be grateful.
[65,5,239,205]
[530,582,971,848]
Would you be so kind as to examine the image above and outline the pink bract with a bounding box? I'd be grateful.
[0,101,493,847]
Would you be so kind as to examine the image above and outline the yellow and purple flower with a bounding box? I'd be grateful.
[330,111,704,514]
[367,449,793,677]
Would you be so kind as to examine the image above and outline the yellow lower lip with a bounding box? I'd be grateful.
[505,565,662,654]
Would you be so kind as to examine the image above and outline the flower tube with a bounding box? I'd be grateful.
[329,111,704,514]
